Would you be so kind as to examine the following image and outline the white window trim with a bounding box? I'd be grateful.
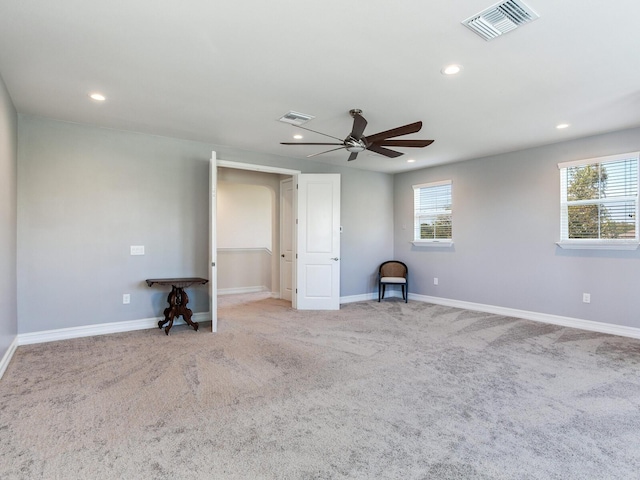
[412,239,454,247]
[557,151,639,250]
[557,152,638,170]
[412,179,452,246]
[556,240,639,251]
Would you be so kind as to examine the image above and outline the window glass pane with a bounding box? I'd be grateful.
[604,159,638,197]
[566,165,602,201]
[419,214,452,239]
[567,204,600,238]
[414,181,452,241]
[601,201,636,239]
[560,153,638,242]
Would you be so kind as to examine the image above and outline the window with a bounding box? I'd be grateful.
[412,180,452,246]
[558,151,639,249]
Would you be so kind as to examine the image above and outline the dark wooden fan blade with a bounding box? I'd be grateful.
[365,121,423,143]
[367,144,404,158]
[350,114,367,140]
[374,139,434,148]
[348,152,359,161]
[281,142,344,146]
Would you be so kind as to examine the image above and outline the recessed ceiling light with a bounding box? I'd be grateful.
[293,134,303,140]
[407,159,416,163]
[441,64,463,75]
[556,123,570,129]
[89,93,106,101]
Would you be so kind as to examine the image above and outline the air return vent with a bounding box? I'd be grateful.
[278,111,315,125]
[462,0,540,41]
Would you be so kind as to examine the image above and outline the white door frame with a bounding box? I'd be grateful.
[279,178,294,303]
[212,159,301,322]
[209,152,218,332]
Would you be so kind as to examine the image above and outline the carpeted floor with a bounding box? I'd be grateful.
[2,296,640,479]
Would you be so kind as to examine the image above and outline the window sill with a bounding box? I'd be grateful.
[556,241,639,251]
[412,240,454,248]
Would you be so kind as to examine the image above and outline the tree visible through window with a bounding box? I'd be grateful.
[559,152,639,243]
[413,180,452,242]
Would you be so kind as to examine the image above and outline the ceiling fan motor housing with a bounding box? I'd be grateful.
[345,136,367,152]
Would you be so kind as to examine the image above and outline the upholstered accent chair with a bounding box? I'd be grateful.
[378,261,408,303]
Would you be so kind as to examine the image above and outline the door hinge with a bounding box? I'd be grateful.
[296,289,298,293]
[296,219,298,224]
[212,262,215,267]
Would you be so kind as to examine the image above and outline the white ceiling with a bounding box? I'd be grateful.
[1,0,639,174]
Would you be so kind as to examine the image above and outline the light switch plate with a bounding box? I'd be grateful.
[130,245,145,255]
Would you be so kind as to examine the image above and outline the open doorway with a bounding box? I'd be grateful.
[209,157,301,332]
[209,155,341,332]
[216,168,289,301]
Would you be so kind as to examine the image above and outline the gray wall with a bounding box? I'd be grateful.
[17,115,394,334]
[0,73,17,357]
[217,249,273,294]
[394,126,640,328]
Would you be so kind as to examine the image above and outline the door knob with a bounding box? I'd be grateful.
[281,254,285,257]
[331,257,339,261]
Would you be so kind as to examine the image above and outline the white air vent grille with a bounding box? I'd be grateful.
[462,0,539,41]
[278,111,314,125]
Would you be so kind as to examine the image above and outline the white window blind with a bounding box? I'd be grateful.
[413,180,452,242]
[558,152,639,246]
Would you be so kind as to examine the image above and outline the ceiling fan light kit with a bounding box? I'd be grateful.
[281,109,434,162]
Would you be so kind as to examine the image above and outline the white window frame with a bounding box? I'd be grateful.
[557,151,639,250]
[412,180,453,247]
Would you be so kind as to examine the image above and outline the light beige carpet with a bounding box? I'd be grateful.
[2,296,640,479]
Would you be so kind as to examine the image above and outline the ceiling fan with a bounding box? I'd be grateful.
[281,109,434,161]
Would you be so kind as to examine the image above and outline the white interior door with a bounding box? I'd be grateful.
[296,174,341,310]
[209,151,218,332]
[280,178,294,302]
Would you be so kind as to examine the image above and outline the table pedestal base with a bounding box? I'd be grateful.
[158,286,199,335]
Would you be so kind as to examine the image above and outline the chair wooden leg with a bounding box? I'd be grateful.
[378,282,381,302]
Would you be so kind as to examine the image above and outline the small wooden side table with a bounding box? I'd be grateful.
[145,277,209,335]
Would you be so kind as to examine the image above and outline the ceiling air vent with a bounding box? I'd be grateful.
[278,111,315,126]
[462,0,540,41]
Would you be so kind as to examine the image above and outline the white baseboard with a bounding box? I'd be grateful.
[340,292,378,304]
[13,290,640,356]
[0,337,18,379]
[343,290,640,340]
[218,286,269,296]
[408,293,640,340]
[17,312,211,346]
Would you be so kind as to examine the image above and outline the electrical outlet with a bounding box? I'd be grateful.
[434,277,439,285]
[582,293,591,304]
[130,245,145,255]
[123,294,130,304]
